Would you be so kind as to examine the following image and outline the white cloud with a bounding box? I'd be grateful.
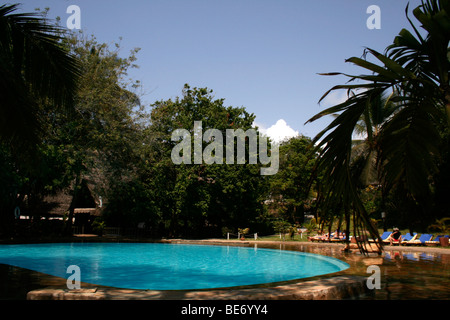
[262,119,299,143]
[253,121,267,135]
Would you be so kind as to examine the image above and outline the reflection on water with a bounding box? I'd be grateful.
[373,249,450,300]
[266,243,450,300]
[0,242,449,300]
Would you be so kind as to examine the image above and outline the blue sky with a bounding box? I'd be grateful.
[17,0,423,140]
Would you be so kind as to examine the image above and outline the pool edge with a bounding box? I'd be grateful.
[26,275,371,300]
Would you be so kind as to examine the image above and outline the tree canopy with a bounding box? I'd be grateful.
[2,1,448,249]
[104,85,271,238]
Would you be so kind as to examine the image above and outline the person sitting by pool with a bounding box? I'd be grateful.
[308,232,330,241]
[331,231,346,241]
[387,228,402,245]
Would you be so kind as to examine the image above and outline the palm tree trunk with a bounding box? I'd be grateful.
[336,214,342,239]
[344,209,351,250]
[445,91,450,127]
[327,217,333,243]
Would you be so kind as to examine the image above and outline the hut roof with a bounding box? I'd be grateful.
[41,191,72,216]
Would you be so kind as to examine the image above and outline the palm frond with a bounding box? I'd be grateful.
[307,0,449,254]
[0,4,81,147]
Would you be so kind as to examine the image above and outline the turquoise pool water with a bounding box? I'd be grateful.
[0,243,349,290]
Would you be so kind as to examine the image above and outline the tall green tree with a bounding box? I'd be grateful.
[51,32,144,233]
[0,27,144,237]
[126,85,270,238]
[267,136,317,224]
[0,4,81,236]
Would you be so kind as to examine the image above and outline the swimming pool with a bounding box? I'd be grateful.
[0,242,349,290]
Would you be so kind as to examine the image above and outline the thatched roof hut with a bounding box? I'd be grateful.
[32,179,104,219]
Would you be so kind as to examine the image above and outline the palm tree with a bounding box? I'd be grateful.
[0,4,80,149]
[306,0,449,253]
[348,93,396,187]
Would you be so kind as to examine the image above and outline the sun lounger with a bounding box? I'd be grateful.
[331,235,347,242]
[400,232,418,245]
[369,231,391,243]
[425,235,443,246]
[389,237,403,245]
[309,231,345,242]
[386,232,416,245]
[308,235,328,242]
[406,233,433,245]
[425,235,450,246]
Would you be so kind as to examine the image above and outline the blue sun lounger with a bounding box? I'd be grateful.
[400,232,418,245]
[425,235,443,245]
[407,233,433,245]
[373,231,391,243]
[425,235,450,246]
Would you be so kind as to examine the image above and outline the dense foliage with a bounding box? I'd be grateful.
[307,0,450,252]
[103,85,272,238]
[2,1,448,246]
[0,7,316,238]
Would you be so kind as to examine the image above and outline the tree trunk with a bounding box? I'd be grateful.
[327,217,333,243]
[343,208,351,251]
[65,174,81,236]
[444,86,450,127]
